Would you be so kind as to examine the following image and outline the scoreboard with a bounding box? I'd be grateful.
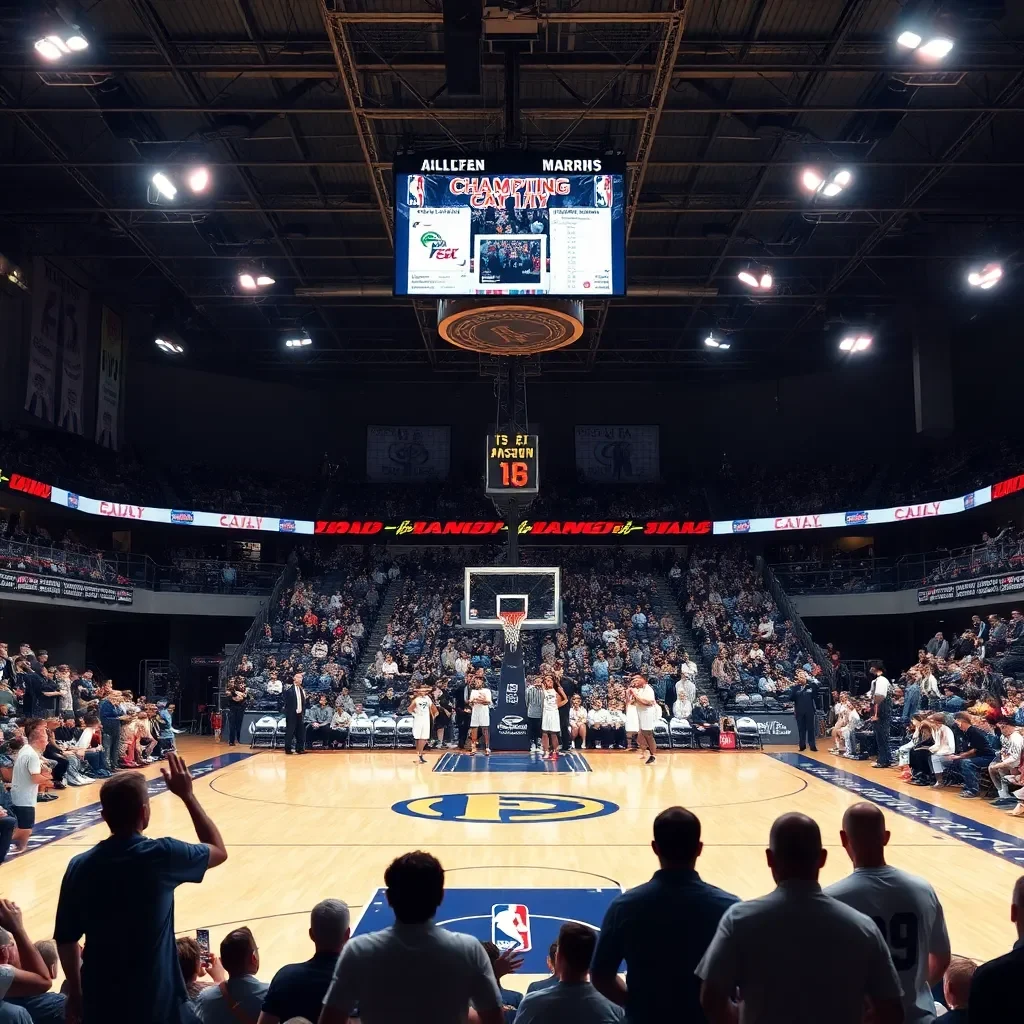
[486,433,539,497]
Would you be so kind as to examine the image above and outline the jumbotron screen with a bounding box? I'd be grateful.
[393,151,626,297]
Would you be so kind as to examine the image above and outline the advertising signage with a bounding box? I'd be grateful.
[0,568,132,605]
[917,571,1024,606]
[0,459,1021,540]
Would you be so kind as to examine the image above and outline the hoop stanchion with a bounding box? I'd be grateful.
[500,610,526,651]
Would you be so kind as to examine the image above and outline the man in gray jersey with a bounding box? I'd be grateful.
[826,803,950,1024]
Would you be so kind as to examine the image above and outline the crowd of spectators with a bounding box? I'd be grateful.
[824,610,1024,810]
[7,769,1023,1024]
[0,638,179,864]
[679,548,830,715]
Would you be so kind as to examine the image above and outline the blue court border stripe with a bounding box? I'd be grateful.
[770,752,1024,868]
[16,752,255,857]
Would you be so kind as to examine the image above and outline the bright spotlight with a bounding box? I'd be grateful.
[154,337,184,355]
[967,262,1003,290]
[284,330,313,349]
[737,266,774,291]
[896,30,922,49]
[256,274,275,287]
[150,172,177,201]
[718,342,731,350]
[66,34,89,52]
[801,169,824,193]
[704,333,720,348]
[821,183,843,197]
[832,169,852,188]
[34,36,66,60]
[239,264,275,291]
[839,333,872,353]
[186,166,210,193]
[238,273,257,290]
[919,37,954,60]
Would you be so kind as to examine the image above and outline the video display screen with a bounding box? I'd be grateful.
[393,152,626,297]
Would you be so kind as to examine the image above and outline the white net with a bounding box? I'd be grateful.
[500,611,526,651]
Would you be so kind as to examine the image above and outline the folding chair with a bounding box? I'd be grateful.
[348,717,373,749]
[395,716,416,748]
[670,717,696,749]
[372,716,397,749]
[273,717,288,749]
[653,719,672,749]
[734,715,764,750]
[250,715,278,750]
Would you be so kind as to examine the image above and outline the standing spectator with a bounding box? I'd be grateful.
[514,923,623,1024]
[258,899,350,1024]
[11,719,50,853]
[868,662,893,768]
[926,633,949,660]
[592,807,737,1024]
[320,852,503,1024]
[966,875,1024,1021]
[825,803,950,1024]
[54,755,229,1024]
[283,673,307,755]
[696,813,903,1024]
[195,927,267,1024]
[98,685,123,770]
[226,677,247,747]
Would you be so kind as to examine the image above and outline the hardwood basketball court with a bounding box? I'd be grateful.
[12,738,1023,991]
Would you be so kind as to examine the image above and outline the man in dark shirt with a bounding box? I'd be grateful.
[591,806,738,1023]
[691,696,721,749]
[950,712,997,797]
[967,875,1024,1021]
[556,666,577,753]
[55,755,228,1024]
[780,669,820,752]
[257,898,349,1024]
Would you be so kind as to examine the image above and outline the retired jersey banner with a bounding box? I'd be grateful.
[575,425,660,482]
[24,259,61,422]
[56,266,89,435]
[95,306,122,449]
[366,426,451,482]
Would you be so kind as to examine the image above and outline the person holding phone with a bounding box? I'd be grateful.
[55,754,229,1024]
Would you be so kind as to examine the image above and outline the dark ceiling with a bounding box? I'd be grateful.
[1,0,1023,382]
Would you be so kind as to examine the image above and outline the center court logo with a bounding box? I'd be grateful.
[391,792,619,824]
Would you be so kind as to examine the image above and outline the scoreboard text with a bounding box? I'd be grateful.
[486,433,539,496]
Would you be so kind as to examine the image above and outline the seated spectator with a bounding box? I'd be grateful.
[178,935,226,1002]
[514,923,623,1024]
[478,941,522,1024]
[320,852,503,1024]
[258,900,350,1024]
[525,943,559,996]
[0,904,54,1007]
[7,935,66,1024]
[195,927,267,1024]
[941,956,975,1024]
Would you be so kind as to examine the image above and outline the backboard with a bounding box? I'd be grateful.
[462,567,561,629]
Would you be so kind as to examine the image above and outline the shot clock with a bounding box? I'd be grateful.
[485,433,539,497]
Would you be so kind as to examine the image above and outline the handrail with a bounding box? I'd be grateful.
[0,535,282,595]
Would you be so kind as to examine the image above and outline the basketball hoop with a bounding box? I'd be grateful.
[499,610,526,651]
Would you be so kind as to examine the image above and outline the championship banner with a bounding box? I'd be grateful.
[0,567,132,605]
[918,570,1024,606]
[24,259,60,422]
[575,425,660,482]
[96,306,123,449]
[366,426,451,482]
[57,266,89,435]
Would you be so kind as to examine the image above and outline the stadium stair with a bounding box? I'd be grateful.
[350,574,404,701]
[656,574,723,714]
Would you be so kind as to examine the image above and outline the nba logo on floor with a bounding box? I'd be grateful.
[491,904,531,952]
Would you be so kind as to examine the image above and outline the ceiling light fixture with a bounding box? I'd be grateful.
[238,263,275,291]
[284,329,313,349]
[966,262,1003,290]
[150,171,177,201]
[154,337,184,355]
[800,165,853,198]
[186,166,211,193]
[737,265,773,291]
[896,27,954,60]
[33,28,89,62]
[839,334,873,353]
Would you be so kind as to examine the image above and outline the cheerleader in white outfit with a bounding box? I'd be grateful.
[541,678,566,759]
[631,674,659,765]
[568,695,588,750]
[408,685,436,763]
[468,676,493,755]
[624,686,640,750]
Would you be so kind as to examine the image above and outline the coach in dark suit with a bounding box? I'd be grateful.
[968,875,1024,1022]
[283,672,307,754]
[780,670,819,752]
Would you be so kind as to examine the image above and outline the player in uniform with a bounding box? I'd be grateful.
[826,802,951,1024]
[408,685,437,764]
[468,674,493,756]
[541,678,566,760]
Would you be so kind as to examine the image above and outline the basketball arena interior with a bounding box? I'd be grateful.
[0,0,1023,1021]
